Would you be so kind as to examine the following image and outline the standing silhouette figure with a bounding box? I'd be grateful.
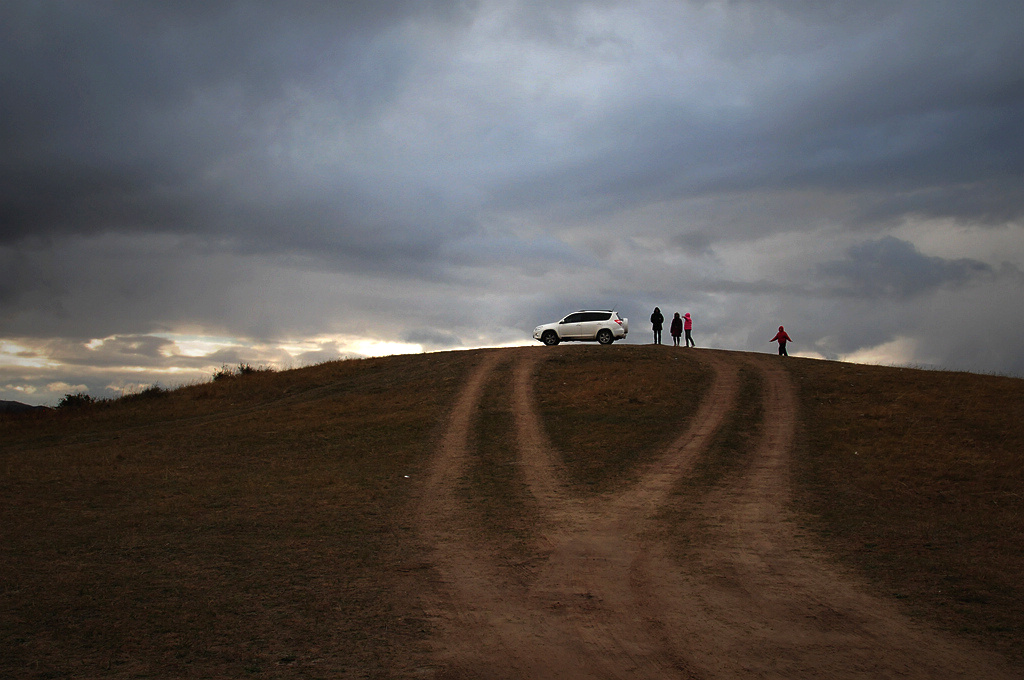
[650,307,664,345]
[670,313,682,346]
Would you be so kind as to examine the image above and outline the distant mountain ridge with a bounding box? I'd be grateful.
[0,400,50,414]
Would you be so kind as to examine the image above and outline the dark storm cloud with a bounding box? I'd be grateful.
[57,334,175,369]
[0,1,476,251]
[1,0,1023,403]
[819,236,993,299]
[508,0,1024,226]
[4,0,1022,253]
[854,179,1024,227]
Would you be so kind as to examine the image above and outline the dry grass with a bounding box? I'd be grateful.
[461,359,543,567]
[659,362,765,548]
[532,345,712,494]
[788,357,1024,664]
[3,346,1023,677]
[1,351,476,679]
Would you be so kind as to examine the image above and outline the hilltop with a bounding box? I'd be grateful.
[2,346,1022,678]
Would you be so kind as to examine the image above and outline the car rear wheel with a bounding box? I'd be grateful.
[542,331,560,346]
[596,329,614,345]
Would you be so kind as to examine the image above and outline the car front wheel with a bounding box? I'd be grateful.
[596,329,614,345]
[542,331,560,346]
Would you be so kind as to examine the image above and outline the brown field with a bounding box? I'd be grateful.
[2,345,1022,678]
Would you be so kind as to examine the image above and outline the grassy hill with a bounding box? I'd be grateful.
[2,346,1022,678]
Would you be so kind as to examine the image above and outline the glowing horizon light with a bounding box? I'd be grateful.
[347,339,424,357]
[0,341,60,369]
[276,342,321,356]
[839,336,920,367]
[2,329,523,409]
[153,333,245,358]
[150,331,432,363]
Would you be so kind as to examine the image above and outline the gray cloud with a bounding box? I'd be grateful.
[403,329,464,349]
[818,236,994,299]
[1,0,1023,404]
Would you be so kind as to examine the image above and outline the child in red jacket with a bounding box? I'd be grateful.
[770,326,792,356]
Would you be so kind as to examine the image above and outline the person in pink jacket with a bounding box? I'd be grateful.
[683,313,695,348]
[770,326,792,356]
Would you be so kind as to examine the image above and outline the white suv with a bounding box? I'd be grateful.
[533,310,629,345]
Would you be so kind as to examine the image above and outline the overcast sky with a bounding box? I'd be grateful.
[2,0,1023,405]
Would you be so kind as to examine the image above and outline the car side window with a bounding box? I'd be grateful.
[582,312,611,322]
[562,313,586,324]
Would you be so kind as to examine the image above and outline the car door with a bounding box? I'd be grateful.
[579,311,612,339]
[559,312,587,339]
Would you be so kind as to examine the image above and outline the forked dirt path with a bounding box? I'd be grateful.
[415,348,1017,679]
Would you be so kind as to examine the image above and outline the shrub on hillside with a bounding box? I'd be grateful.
[119,385,168,402]
[57,392,95,410]
[213,363,275,381]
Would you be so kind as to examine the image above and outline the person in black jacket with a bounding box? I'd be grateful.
[650,307,664,344]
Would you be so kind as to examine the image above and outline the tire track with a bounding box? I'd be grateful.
[418,350,640,678]
[509,349,738,678]
[417,349,736,678]
[651,354,1019,679]
[415,348,1016,679]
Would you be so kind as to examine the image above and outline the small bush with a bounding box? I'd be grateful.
[212,366,235,381]
[213,363,275,381]
[57,392,95,410]
[119,385,168,403]
[237,363,258,375]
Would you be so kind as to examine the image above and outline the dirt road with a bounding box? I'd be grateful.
[415,348,1017,679]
